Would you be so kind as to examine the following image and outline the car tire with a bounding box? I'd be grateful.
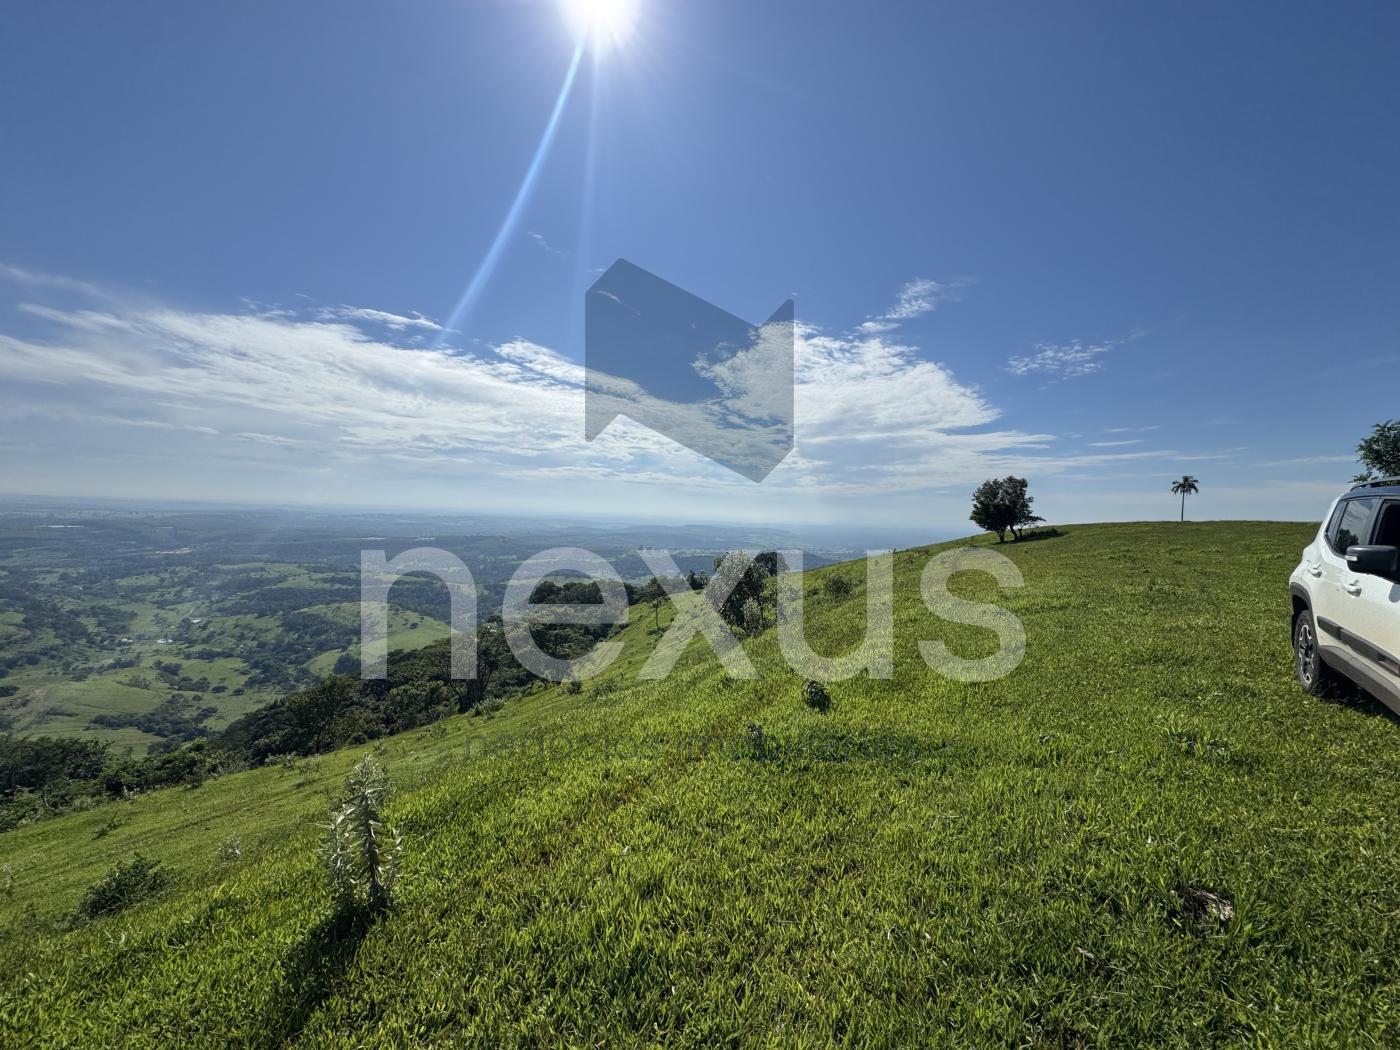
[1294,607,1338,696]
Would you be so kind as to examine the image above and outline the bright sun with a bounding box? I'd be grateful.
[561,0,639,48]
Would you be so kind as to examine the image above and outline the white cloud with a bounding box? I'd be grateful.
[885,278,949,320]
[318,305,443,332]
[0,272,1213,516]
[1255,454,1357,468]
[1007,339,1115,379]
[855,276,972,334]
[0,263,108,300]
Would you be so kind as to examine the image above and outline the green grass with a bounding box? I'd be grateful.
[4,522,1400,1046]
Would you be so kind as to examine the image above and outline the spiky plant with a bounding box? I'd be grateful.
[323,756,402,914]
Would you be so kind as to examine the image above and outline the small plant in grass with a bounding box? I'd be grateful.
[564,676,582,695]
[1,863,13,897]
[217,835,243,862]
[802,679,832,714]
[746,722,769,760]
[323,756,402,915]
[77,854,168,920]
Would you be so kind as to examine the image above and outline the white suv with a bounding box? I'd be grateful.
[1291,479,1400,712]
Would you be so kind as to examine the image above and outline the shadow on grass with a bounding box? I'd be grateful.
[974,527,1068,547]
[1319,680,1400,724]
[259,907,375,1047]
[1009,527,1067,544]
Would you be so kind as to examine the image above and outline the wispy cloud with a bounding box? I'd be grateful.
[857,277,972,334]
[91,414,219,436]
[527,230,565,257]
[1255,454,1357,468]
[317,305,443,332]
[236,431,297,446]
[1088,439,1143,447]
[1007,339,1115,380]
[0,262,109,300]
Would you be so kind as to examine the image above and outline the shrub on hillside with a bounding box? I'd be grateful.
[823,575,853,600]
[77,854,168,919]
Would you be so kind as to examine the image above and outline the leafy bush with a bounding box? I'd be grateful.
[802,680,832,714]
[77,855,168,919]
[823,575,853,600]
[323,756,402,914]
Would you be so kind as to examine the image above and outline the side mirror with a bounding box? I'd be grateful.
[1346,545,1400,577]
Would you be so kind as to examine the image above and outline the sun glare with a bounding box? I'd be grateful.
[561,0,638,49]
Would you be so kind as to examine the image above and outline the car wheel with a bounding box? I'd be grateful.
[1294,608,1337,696]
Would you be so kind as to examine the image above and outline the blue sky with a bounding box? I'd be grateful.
[1,0,1396,531]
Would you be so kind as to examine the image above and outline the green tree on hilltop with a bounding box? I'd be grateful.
[970,476,1041,542]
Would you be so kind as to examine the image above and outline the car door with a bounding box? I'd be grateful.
[1313,497,1376,653]
[1340,499,1400,707]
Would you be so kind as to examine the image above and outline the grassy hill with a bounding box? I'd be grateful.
[4,521,1400,1046]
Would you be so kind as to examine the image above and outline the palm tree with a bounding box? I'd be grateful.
[1171,475,1200,522]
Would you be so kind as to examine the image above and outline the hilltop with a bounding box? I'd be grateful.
[4,521,1400,1046]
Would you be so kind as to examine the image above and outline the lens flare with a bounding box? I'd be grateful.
[561,0,638,49]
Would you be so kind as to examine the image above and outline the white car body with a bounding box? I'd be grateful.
[1290,480,1400,712]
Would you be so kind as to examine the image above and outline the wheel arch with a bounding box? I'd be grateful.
[1289,584,1312,635]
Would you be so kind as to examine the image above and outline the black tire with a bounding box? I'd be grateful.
[1294,607,1338,696]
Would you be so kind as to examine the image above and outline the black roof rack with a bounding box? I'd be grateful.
[1349,476,1400,491]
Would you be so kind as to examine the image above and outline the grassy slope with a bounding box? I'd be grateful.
[4,522,1400,1046]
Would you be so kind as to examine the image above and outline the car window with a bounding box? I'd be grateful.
[1374,502,1400,549]
[1328,497,1378,555]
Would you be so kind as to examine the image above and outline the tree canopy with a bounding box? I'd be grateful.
[1356,420,1400,482]
[969,476,1042,542]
